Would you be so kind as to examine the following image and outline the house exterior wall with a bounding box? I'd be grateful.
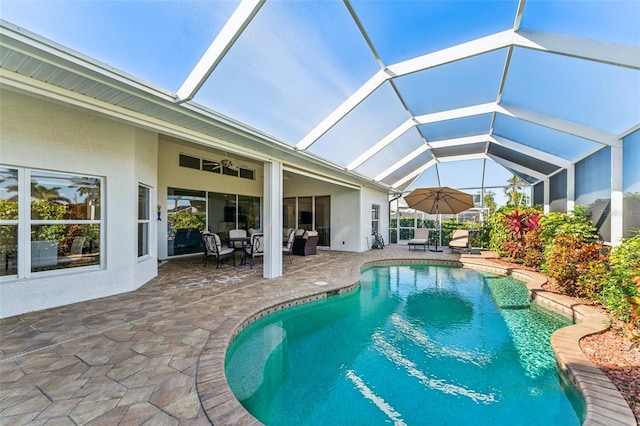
[0,89,158,318]
[283,172,388,252]
[360,186,390,251]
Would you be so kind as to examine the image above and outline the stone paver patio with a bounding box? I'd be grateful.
[1,245,635,425]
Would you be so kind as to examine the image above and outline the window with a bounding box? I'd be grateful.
[223,165,239,177]
[179,154,200,170]
[239,167,254,180]
[202,159,221,173]
[372,204,380,234]
[138,185,150,257]
[179,154,254,180]
[167,188,206,256]
[282,196,331,247]
[0,166,102,277]
[0,167,18,276]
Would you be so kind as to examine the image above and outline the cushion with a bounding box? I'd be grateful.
[304,230,318,239]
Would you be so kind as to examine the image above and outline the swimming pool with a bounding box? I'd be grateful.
[225,264,583,425]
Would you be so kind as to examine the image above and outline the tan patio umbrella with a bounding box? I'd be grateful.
[403,187,474,251]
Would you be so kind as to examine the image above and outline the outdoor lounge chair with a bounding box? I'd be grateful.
[407,228,429,251]
[202,232,235,268]
[449,229,471,253]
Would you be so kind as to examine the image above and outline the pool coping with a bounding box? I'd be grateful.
[196,256,636,426]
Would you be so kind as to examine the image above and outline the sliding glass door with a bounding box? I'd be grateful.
[315,196,330,247]
[283,196,330,247]
[167,188,261,257]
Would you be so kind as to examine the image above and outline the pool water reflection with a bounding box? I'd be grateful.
[225,264,581,425]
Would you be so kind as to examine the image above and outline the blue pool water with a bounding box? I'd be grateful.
[225,264,583,425]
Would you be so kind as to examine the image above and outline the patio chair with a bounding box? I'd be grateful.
[449,229,471,253]
[408,228,429,251]
[228,228,248,250]
[202,232,235,268]
[243,232,264,269]
[282,227,294,246]
[282,229,295,263]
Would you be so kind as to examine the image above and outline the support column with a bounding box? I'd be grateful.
[543,177,550,214]
[263,161,283,278]
[611,142,623,245]
[567,165,575,212]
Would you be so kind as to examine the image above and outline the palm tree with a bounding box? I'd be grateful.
[0,168,19,202]
[31,183,70,204]
[504,175,527,206]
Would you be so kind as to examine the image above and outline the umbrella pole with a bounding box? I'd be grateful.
[430,203,443,252]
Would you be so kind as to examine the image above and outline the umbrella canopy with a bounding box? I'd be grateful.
[403,187,474,215]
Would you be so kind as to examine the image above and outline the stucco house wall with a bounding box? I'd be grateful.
[0,89,158,318]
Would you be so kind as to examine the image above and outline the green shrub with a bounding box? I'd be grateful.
[170,210,206,233]
[522,227,545,268]
[539,205,598,246]
[488,207,510,256]
[544,234,607,298]
[600,234,640,325]
[489,206,541,261]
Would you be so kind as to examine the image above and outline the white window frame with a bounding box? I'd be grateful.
[138,184,151,258]
[372,204,380,234]
[0,165,104,280]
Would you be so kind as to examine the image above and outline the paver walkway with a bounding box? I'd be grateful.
[0,246,634,425]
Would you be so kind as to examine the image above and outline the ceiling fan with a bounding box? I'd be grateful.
[221,158,239,171]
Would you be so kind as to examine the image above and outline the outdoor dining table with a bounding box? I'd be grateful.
[228,236,251,262]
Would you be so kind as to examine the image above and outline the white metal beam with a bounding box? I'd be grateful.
[497,103,619,146]
[566,164,575,212]
[414,101,618,148]
[436,153,487,163]
[374,145,430,181]
[611,143,624,245]
[392,159,438,188]
[414,103,496,124]
[296,69,389,150]
[487,154,548,181]
[543,177,550,214]
[347,119,415,170]
[513,0,527,31]
[176,0,264,102]
[490,135,572,168]
[387,30,513,77]
[428,135,489,149]
[514,29,640,70]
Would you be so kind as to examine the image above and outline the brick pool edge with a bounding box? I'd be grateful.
[196,255,636,426]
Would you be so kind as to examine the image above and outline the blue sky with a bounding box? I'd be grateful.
[2,0,638,208]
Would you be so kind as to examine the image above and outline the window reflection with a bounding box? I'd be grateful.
[0,167,19,276]
[0,168,103,275]
[30,171,100,220]
[30,224,100,272]
[0,225,17,276]
[167,188,206,256]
